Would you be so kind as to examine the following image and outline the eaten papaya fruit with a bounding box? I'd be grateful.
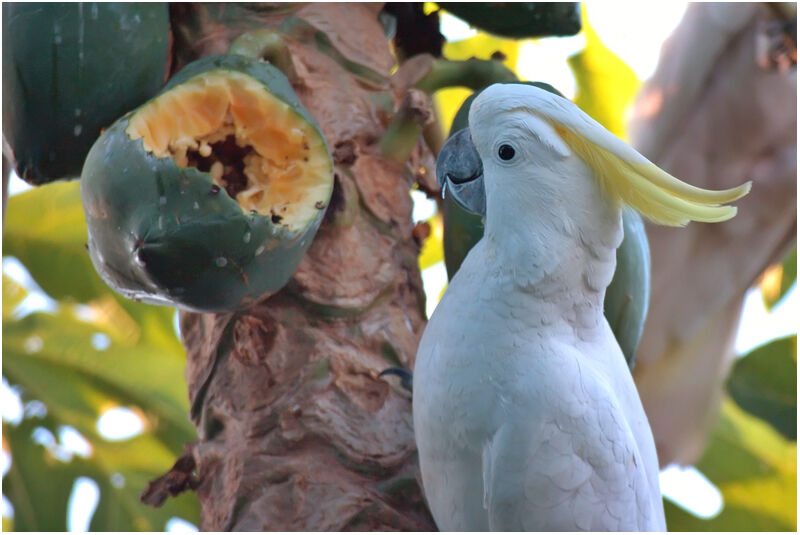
[2,3,170,184]
[81,54,334,312]
[442,82,650,370]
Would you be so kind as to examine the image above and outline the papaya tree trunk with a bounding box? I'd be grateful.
[169,3,436,530]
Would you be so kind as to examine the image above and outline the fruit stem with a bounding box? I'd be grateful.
[229,30,298,83]
[380,89,433,164]
[422,106,446,156]
[414,58,518,94]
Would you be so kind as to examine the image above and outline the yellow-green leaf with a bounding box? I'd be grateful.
[567,5,640,140]
[664,399,796,531]
[727,335,797,440]
[761,247,797,311]
[3,181,198,531]
[3,182,99,302]
[435,33,521,135]
[3,275,27,319]
[418,213,444,271]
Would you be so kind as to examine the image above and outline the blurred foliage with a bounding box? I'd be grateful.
[761,246,797,311]
[2,182,198,531]
[664,399,796,531]
[727,336,797,440]
[418,212,444,271]
[434,33,521,139]
[3,178,108,303]
[568,5,640,140]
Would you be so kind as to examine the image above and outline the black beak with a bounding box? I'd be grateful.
[436,128,486,216]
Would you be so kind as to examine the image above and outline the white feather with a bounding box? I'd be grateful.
[470,83,649,163]
[413,84,667,531]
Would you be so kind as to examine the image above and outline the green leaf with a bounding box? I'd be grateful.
[3,419,198,532]
[3,420,76,531]
[3,310,193,449]
[3,179,198,530]
[2,306,199,531]
[567,5,640,140]
[726,335,797,440]
[761,246,797,311]
[664,399,796,531]
[439,3,581,39]
[664,499,795,532]
[3,274,27,319]
[87,437,198,532]
[3,181,101,303]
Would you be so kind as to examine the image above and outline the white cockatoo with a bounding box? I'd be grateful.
[413,83,750,531]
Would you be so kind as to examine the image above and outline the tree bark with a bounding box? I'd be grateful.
[172,3,436,530]
[628,2,797,466]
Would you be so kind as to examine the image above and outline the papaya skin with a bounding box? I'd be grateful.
[442,3,581,39]
[2,3,170,184]
[604,208,651,370]
[81,55,333,312]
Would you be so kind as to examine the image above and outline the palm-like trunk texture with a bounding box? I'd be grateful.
[170,3,436,529]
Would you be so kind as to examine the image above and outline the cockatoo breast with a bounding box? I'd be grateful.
[414,237,665,530]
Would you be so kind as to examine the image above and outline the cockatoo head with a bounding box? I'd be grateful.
[437,83,750,228]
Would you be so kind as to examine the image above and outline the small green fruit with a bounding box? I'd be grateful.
[442,3,581,39]
[2,3,170,184]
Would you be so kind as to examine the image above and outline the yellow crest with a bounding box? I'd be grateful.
[554,125,751,227]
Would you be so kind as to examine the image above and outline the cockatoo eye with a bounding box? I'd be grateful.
[498,144,516,161]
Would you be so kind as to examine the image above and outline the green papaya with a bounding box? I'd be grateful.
[441,3,581,39]
[604,209,651,369]
[442,83,650,370]
[81,55,334,312]
[2,2,170,185]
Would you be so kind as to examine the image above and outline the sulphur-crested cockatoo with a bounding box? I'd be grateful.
[413,83,750,531]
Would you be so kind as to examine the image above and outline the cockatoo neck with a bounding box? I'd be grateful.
[482,154,623,314]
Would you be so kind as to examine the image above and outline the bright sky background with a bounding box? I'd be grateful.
[2,1,796,530]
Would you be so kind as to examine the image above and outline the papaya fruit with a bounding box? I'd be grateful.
[81,55,334,312]
[442,83,650,369]
[441,3,581,39]
[604,209,651,369]
[2,3,170,184]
